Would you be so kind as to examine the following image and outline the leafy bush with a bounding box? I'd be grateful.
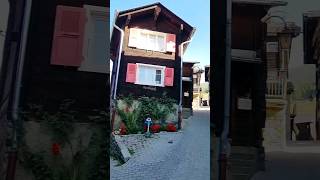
[116,102,141,134]
[19,100,109,180]
[136,96,177,125]
[116,95,178,133]
[160,124,167,131]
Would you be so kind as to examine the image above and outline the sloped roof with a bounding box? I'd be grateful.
[110,3,195,60]
[117,2,194,33]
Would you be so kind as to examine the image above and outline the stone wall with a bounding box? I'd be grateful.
[15,121,97,180]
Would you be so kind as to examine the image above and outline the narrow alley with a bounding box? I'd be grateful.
[111,110,210,180]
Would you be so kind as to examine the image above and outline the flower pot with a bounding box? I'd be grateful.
[150,124,161,133]
[166,123,177,132]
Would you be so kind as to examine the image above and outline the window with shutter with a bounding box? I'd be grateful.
[164,67,174,86]
[78,5,109,73]
[51,5,85,66]
[126,63,137,83]
[128,28,168,52]
[166,34,176,53]
[133,63,166,87]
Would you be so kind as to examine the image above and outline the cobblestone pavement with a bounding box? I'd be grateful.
[251,152,320,180]
[110,110,210,180]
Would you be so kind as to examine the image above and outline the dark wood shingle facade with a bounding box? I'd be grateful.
[21,0,109,115]
[110,3,195,102]
[0,0,109,178]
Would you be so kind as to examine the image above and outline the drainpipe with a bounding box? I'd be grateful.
[6,0,32,179]
[111,10,124,132]
[218,0,232,179]
[179,38,192,129]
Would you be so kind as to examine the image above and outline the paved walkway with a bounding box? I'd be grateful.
[251,152,320,180]
[110,110,210,180]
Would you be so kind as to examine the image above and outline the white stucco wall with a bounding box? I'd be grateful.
[0,1,9,70]
[263,101,288,151]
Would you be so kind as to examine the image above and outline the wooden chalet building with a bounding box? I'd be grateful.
[0,0,109,178]
[303,11,320,141]
[110,3,195,129]
[227,0,289,179]
[182,61,199,117]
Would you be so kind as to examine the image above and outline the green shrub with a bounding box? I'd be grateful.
[116,102,141,134]
[117,95,178,133]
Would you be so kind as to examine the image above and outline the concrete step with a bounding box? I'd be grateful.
[228,146,262,180]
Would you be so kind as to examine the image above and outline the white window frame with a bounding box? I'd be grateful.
[132,28,167,52]
[79,5,109,73]
[135,63,165,87]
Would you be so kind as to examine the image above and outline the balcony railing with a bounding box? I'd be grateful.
[266,79,287,99]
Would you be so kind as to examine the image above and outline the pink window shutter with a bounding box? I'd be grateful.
[126,63,137,83]
[166,34,176,53]
[51,5,85,66]
[164,68,174,86]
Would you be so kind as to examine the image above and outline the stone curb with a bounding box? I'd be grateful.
[181,116,193,129]
[114,135,131,162]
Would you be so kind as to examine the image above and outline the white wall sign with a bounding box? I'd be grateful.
[266,42,279,53]
[237,98,252,110]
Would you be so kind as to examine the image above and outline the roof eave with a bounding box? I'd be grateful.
[117,3,194,31]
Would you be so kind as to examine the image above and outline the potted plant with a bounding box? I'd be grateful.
[150,124,161,133]
[166,123,177,132]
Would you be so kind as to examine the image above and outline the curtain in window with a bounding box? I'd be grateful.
[138,66,156,85]
[157,36,165,51]
[94,19,108,64]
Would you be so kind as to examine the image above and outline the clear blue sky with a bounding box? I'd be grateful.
[110,0,210,68]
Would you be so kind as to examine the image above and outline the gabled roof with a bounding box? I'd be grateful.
[117,2,194,34]
[110,3,195,60]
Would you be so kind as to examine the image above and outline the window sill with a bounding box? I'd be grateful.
[134,82,164,87]
[124,47,175,60]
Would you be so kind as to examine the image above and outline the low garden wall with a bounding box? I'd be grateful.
[15,100,108,180]
[113,96,179,135]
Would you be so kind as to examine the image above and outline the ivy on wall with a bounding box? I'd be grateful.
[17,99,109,180]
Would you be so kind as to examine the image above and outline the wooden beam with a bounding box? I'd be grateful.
[119,6,158,17]
[125,14,131,26]
[154,7,161,22]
